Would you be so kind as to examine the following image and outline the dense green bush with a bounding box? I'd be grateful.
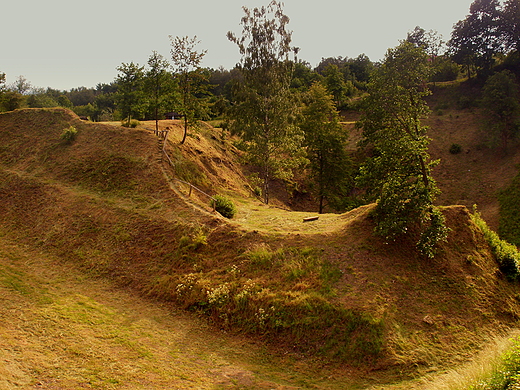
[60,125,77,144]
[213,195,236,218]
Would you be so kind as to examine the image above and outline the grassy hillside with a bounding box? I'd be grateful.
[425,81,520,232]
[1,107,520,388]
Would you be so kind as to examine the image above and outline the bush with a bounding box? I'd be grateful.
[499,170,520,246]
[471,207,520,280]
[121,119,140,128]
[60,125,77,144]
[449,143,462,154]
[213,195,236,219]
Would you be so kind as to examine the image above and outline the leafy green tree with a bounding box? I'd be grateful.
[407,26,445,56]
[115,62,146,124]
[1,91,25,111]
[0,74,25,112]
[57,95,73,108]
[502,0,520,53]
[66,86,96,106]
[357,42,448,258]
[291,61,321,92]
[481,70,520,150]
[448,0,504,77]
[407,26,449,83]
[26,88,59,108]
[169,35,208,144]
[227,0,304,204]
[301,82,352,213]
[323,64,353,108]
[94,83,118,121]
[348,54,375,85]
[145,51,174,134]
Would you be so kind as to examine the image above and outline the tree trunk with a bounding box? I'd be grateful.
[263,165,270,204]
[181,116,188,144]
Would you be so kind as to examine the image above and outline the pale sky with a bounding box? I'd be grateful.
[1,0,471,91]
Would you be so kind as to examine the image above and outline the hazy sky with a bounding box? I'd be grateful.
[1,0,472,91]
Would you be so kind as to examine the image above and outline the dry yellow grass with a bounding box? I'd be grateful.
[2,108,520,389]
[0,231,370,389]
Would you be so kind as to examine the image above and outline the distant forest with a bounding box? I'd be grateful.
[0,0,518,122]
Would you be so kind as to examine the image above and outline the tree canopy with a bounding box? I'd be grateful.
[357,42,448,258]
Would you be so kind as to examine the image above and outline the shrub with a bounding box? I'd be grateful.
[60,125,77,144]
[499,170,520,246]
[449,143,462,154]
[213,195,236,219]
[471,207,520,280]
[121,119,140,128]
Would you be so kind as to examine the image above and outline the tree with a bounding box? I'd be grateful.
[323,64,352,108]
[502,0,520,54]
[448,0,504,77]
[300,82,352,213]
[291,61,321,91]
[10,75,32,95]
[407,26,448,83]
[357,42,448,258]
[26,88,59,108]
[481,70,520,150]
[115,62,146,124]
[407,26,445,56]
[169,35,208,144]
[227,0,304,204]
[1,91,25,111]
[0,74,25,112]
[145,51,174,134]
[348,54,374,85]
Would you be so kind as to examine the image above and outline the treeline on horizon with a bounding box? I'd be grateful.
[0,0,518,122]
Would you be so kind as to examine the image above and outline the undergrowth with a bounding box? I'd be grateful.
[471,206,520,280]
[148,244,383,363]
[469,336,520,389]
[499,169,520,246]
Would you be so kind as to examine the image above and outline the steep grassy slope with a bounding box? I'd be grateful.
[425,81,520,232]
[1,108,520,387]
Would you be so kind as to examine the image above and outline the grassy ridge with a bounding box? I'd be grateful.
[0,108,383,364]
[3,108,520,387]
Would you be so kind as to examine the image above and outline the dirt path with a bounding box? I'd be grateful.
[0,232,371,390]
